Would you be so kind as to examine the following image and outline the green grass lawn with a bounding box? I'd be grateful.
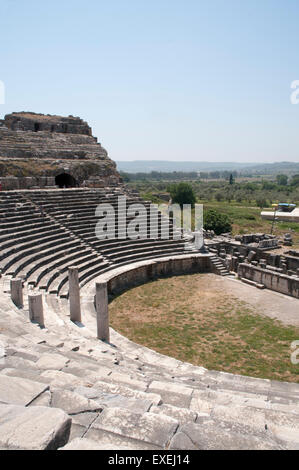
[109,274,299,383]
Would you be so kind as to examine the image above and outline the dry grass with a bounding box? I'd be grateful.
[109,274,299,383]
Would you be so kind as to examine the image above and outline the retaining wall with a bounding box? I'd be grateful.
[93,254,212,297]
[238,262,299,299]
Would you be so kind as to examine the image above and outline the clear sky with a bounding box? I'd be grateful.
[0,0,299,163]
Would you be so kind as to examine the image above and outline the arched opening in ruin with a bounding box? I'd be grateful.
[34,122,40,132]
[55,173,78,188]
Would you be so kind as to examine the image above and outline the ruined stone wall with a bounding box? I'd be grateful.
[0,112,120,189]
[238,263,299,298]
[95,254,211,297]
[3,112,92,135]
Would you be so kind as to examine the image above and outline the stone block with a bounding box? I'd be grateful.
[0,375,49,406]
[0,404,71,450]
[90,407,178,448]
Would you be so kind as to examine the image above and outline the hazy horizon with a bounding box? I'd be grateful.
[1,1,299,164]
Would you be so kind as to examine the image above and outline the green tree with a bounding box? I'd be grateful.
[276,174,288,186]
[215,192,223,202]
[168,182,196,208]
[256,197,268,209]
[229,173,234,185]
[290,174,299,187]
[204,209,232,235]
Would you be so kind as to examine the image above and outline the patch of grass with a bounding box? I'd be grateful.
[109,274,299,383]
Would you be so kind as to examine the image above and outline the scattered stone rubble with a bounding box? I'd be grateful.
[206,234,299,298]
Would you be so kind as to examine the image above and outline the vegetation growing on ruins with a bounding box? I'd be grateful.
[110,274,299,383]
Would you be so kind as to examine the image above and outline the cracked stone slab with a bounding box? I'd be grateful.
[74,386,153,413]
[35,353,70,370]
[169,431,198,450]
[51,389,103,415]
[29,390,52,407]
[0,367,50,384]
[0,404,71,450]
[148,380,194,407]
[208,405,299,449]
[40,370,86,388]
[69,412,100,441]
[150,404,197,425]
[60,437,134,450]
[177,421,282,450]
[2,355,39,371]
[94,381,162,405]
[0,375,49,406]
[106,372,149,391]
[90,407,178,448]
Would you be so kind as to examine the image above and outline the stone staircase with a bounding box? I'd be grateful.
[209,254,231,276]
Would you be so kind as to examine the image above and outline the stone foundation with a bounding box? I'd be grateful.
[93,254,211,297]
[238,263,299,298]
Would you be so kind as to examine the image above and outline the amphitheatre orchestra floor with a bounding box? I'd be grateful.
[109,272,299,383]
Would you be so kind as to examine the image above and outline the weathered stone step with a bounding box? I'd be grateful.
[59,437,137,450]
[0,231,70,262]
[76,381,162,406]
[25,248,93,286]
[0,404,71,450]
[2,239,81,274]
[49,258,109,296]
[84,406,178,449]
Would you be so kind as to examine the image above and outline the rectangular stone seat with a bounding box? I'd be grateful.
[5,240,82,277]
[101,239,186,257]
[0,219,53,237]
[0,231,70,261]
[51,257,110,296]
[111,247,187,265]
[0,214,51,229]
[25,248,93,287]
[0,226,66,250]
[59,259,111,297]
[40,253,98,291]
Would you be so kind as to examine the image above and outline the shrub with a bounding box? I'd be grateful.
[204,209,232,235]
[255,197,268,209]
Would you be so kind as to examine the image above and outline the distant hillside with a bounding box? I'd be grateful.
[116,160,299,175]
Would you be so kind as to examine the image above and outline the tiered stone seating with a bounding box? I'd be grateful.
[0,191,111,296]
[2,188,298,450]
[24,189,188,265]
[0,188,192,298]
[0,276,299,450]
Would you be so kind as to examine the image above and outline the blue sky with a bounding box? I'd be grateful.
[0,0,299,163]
